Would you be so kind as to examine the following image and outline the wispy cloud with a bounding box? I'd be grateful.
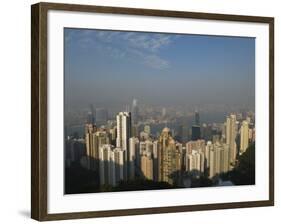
[126,48,170,69]
[65,29,177,70]
[122,32,172,52]
[143,55,169,69]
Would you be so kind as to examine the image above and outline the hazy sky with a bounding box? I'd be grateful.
[64,28,255,111]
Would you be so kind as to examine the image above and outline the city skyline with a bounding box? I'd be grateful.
[64,28,255,112]
[66,109,255,194]
[64,28,255,194]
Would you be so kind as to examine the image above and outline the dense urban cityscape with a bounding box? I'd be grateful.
[65,99,255,193]
[64,28,255,194]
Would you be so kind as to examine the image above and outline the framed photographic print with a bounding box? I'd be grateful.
[31,2,274,221]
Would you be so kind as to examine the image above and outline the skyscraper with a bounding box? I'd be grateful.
[240,120,249,154]
[116,112,131,151]
[129,137,139,180]
[85,124,95,170]
[205,141,213,169]
[186,150,204,177]
[226,114,237,166]
[186,139,205,154]
[141,150,154,180]
[85,125,110,171]
[131,99,139,125]
[175,143,184,170]
[191,125,201,141]
[209,146,218,179]
[99,144,113,186]
[99,145,126,186]
[221,143,230,173]
[195,110,200,126]
[209,142,230,179]
[116,112,131,178]
[109,126,117,143]
[158,127,177,185]
[152,141,159,182]
[111,147,126,185]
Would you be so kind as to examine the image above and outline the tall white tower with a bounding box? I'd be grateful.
[240,120,249,154]
[116,112,131,150]
[116,112,131,179]
[226,114,237,166]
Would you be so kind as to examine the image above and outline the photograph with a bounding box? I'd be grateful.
[64,28,256,194]
[0,0,277,222]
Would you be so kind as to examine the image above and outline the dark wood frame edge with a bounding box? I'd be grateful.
[31,3,48,221]
[31,2,274,221]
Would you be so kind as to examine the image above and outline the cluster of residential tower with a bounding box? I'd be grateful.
[77,109,255,188]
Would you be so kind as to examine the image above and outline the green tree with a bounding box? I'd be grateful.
[229,143,255,185]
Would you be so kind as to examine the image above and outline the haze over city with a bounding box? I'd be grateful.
[64,28,255,113]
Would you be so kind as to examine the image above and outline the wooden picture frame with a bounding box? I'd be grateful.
[31,2,274,221]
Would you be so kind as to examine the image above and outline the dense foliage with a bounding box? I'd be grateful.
[228,143,255,185]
